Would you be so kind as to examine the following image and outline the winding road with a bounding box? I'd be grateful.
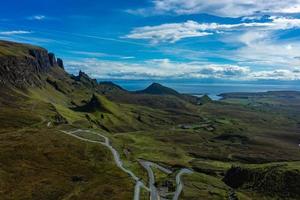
[173,169,193,200]
[139,159,172,200]
[61,129,149,200]
[61,129,193,200]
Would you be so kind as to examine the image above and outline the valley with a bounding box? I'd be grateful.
[0,40,300,200]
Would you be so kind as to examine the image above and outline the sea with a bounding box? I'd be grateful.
[98,79,300,100]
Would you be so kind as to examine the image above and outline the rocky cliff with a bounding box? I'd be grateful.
[0,40,64,87]
[71,70,98,88]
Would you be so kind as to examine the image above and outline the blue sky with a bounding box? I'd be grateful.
[1,0,300,80]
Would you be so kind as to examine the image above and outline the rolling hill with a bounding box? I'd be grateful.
[1,40,300,200]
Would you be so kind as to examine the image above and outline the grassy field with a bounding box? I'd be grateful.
[1,83,300,199]
[0,127,134,200]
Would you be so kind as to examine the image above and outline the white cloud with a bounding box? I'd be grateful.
[278,5,300,13]
[64,58,300,80]
[121,56,136,59]
[130,0,300,17]
[241,16,263,21]
[125,17,300,43]
[238,31,269,46]
[124,21,212,43]
[216,27,300,69]
[250,69,300,80]
[234,40,300,68]
[66,58,251,79]
[0,30,32,36]
[27,15,46,20]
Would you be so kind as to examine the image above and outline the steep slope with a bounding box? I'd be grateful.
[71,70,98,88]
[0,40,201,131]
[0,41,203,200]
[72,93,184,132]
[0,40,64,87]
[0,40,135,200]
[74,94,110,113]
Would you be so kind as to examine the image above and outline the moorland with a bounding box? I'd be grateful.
[0,40,300,200]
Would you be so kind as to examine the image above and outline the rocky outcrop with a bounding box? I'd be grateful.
[57,58,64,69]
[0,41,64,87]
[72,70,98,88]
[28,49,52,70]
[73,94,110,113]
[0,55,43,87]
[48,53,57,67]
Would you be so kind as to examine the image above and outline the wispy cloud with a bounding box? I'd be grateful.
[128,0,300,17]
[124,21,212,43]
[69,51,109,57]
[234,38,300,68]
[69,50,136,60]
[121,56,135,59]
[27,15,46,20]
[0,30,32,36]
[124,16,300,43]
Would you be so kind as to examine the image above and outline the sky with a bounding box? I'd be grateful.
[1,0,300,81]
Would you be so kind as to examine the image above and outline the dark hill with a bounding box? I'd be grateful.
[99,81,126,91]
[136,82,201,105]
[136,82,180,96]
[73,94,110,113]
[97,81,128,95]
[198,94,213,104]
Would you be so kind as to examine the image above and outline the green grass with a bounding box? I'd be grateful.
[1,41,300,200]
[54,104,85,123]
[181,172,229,200]
[112,131,193,166]
[0,127,134,200]
[0,40,43,57]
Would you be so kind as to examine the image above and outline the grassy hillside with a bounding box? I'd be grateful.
[1,40,300,200]
[0,126,134,200]
[0,40,43,57]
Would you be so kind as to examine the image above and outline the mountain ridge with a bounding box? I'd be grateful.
[0,40,64,87]
[0,40,202,129]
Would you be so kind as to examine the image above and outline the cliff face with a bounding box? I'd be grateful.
[0,40,64,87]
